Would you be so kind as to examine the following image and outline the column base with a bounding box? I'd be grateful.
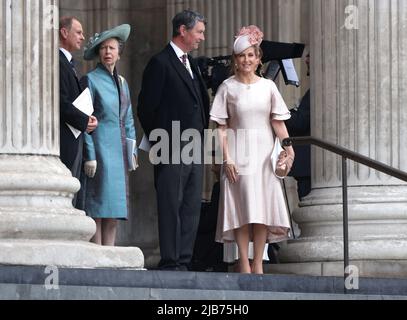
[0,239,144,269]
[284,186,407,268]
[264,260,407,278]
[279,238,407,262]
[0,155,144,269]
[0,155,96,241]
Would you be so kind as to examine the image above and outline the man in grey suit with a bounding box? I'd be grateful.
[138,10,210,271]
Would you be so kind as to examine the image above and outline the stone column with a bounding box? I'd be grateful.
[0,0,143,269]
[277,0,407,277]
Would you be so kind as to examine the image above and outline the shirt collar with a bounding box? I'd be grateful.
[59,48,73,63]
[170,41,187,60]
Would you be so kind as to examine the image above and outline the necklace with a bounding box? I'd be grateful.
[236,74,257,90]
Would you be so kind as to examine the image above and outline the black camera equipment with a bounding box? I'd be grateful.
[197,40,305,95]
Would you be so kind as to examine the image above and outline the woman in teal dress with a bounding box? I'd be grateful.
[81,24,137,246]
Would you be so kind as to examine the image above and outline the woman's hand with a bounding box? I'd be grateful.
[276,151,295,177]
[224,160,239,184]
[84,160,97,178]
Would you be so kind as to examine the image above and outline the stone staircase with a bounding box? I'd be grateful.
[0,266,406,300]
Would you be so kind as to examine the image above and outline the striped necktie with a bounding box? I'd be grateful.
[181,54,187,67]
[181,54,193,78]
[70,58,78,77]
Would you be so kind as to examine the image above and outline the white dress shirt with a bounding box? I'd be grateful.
[170,41,194,78]
[59,47,73,63]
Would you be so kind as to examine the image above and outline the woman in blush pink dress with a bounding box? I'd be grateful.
[210,25,295,274]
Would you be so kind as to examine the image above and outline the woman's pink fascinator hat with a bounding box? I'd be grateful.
[233,25,264,54]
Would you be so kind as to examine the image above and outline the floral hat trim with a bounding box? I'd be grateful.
[84,33,101,53]
[236,25,264,46]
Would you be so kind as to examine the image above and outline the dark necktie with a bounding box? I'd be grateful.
[70,58,78,78]
[181,54,193,78]
[181,54,187,67]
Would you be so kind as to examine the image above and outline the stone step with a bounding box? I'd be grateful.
[263,260,407,278]
[0,266,406,300]
[1,283,406,300]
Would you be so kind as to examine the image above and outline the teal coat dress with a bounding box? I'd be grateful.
[81,63,137,219]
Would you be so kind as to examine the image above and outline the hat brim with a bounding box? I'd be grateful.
[234,35,251,54]
[84,24,131,61]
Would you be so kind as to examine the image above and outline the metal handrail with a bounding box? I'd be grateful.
[282,136,407,294]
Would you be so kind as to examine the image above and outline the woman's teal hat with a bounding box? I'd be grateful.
[84,24,131,60]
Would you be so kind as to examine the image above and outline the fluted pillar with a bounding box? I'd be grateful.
[278,0,407,277]
[0,0,143,269]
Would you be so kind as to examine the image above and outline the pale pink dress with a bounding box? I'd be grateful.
[210,76,292,246]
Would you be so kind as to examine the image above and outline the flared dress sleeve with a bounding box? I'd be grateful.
[210,82,228,125]
[270,81,291,121]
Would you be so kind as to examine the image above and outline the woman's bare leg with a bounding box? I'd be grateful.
[102,218,118,246]
[91,218,102,245]
[252,224,268,274]
[234,225,251,273]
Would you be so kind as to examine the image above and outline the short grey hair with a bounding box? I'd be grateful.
[172,10,206,37]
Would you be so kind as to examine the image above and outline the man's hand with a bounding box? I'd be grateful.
[86,115,98,133]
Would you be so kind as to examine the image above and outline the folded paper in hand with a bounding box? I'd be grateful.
[126,138,139,171]
[271,137,285,179]
[139,134,151,152]
[66,88,94,139]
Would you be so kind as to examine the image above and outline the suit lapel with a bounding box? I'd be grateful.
[189,58,200,78]
[166,45,199,102]
[189,57,209,125]
[189,58,207,95]
[60,51,81,89]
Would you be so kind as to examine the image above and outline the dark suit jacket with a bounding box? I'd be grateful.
[59,51,89,170]
[285,89,311,177]
[137,44,210,139]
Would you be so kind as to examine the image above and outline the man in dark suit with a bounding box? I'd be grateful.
[138,10,210,271]
[285,53,311,200]
[59,16,98,207]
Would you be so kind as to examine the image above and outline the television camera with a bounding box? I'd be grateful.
[197,40,305,96]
